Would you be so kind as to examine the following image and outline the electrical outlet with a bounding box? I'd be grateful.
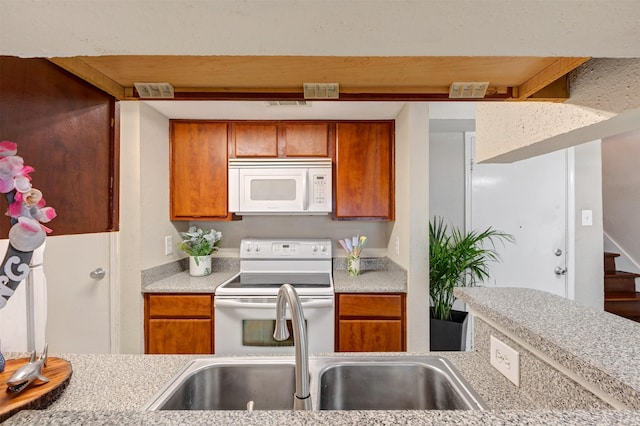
[164,236,173,256]
[490,335,520,386]
[394,237,400,255]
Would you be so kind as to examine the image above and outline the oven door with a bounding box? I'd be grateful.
[214,296,334,355]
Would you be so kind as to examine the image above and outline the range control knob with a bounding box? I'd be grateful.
[255,245,261,252]
[245,243,252,252]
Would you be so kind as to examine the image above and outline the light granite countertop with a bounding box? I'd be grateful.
[142,256,407,294]
[456,287,640,410]
[143,270,239,293]
[4,351,640,425]
[5,286,640,424]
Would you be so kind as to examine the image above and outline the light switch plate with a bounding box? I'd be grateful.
[165,236,173,256]
[490,335,520,386]
[581,209,593,226]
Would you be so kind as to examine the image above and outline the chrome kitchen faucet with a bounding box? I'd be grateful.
[274,283,312,410]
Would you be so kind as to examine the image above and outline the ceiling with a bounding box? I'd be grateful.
[50,55,590,103]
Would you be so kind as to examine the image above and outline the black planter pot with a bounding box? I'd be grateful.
[429,308,469,351]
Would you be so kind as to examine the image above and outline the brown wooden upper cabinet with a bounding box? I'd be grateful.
[231,122,330,158]
[232,122,279,157]
[280,123,330,157]
[334,121,395,220]
[170,121,231,220]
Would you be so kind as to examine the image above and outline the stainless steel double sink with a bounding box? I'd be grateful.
[143,355,488,411]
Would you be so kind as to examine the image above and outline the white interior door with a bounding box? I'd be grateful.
[469,135,569,298]
[44,233,114,353]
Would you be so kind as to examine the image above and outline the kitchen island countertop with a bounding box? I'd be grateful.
[7,351,639,425]
[4,350,640,425]
[5,286,640,424]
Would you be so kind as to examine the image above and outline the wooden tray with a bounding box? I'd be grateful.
[0,356,72,422]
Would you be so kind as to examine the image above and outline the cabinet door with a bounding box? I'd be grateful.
[281,123,330,157]
[147,319,213,354]
[335,122,394,220]
[233,123,278,157]
[170,122,229,219]
[336,293,406,352]
[338,319,403,352]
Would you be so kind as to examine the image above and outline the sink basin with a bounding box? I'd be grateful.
[144,356,487,411]
[318,360,483,410]
[144,359,296,410]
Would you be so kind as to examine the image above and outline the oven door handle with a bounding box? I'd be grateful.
[215,298,333,309]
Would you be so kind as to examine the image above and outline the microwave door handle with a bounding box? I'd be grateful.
[302,172,308,210]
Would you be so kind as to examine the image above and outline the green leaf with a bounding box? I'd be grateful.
[429,216,514,321]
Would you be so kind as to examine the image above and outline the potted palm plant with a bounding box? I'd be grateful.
[429,216,513,351]
[178,226,223,276]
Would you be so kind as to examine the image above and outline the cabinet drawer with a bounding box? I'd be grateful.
[338,294,403,318]
[147,294,212,318]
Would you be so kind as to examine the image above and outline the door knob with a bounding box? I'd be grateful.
[554,266,567,276]
[554,249,562,256]
[90,268,106,280]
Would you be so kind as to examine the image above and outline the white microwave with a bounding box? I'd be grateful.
[228,158,332,215]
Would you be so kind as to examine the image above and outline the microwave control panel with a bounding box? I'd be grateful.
[309,168,332,211]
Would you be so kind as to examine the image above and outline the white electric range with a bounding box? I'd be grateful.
[214,238,334,354]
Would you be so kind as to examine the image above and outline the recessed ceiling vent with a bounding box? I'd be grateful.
[449,82,489,99]
[265,100,310,107]
[303,83,339,99]
[134,82,175,98]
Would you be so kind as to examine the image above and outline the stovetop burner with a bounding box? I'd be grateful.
[215,238,334,298]
[222,272,331,289]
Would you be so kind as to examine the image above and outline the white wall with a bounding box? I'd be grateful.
[119,102,143,353]
[139,103,185,269]
[198,217,391,259]
[391,103,430,351]
[602,129,640,273]
[429,132,465,231]
[572,141,604,309]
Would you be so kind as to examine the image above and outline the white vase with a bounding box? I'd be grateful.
[347,255,361,277]
[189,255,212,277]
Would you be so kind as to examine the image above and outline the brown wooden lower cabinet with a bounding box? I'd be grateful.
[335,293,406,352]
[144,293,214,354]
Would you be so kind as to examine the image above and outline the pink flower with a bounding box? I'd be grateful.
[1,143,56,245]
[35,207,56,224]
[6,199,24,218]
[0,156,33,194]
[6,189,56,224]
[8,217,46,251]
[0,141,18,157]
